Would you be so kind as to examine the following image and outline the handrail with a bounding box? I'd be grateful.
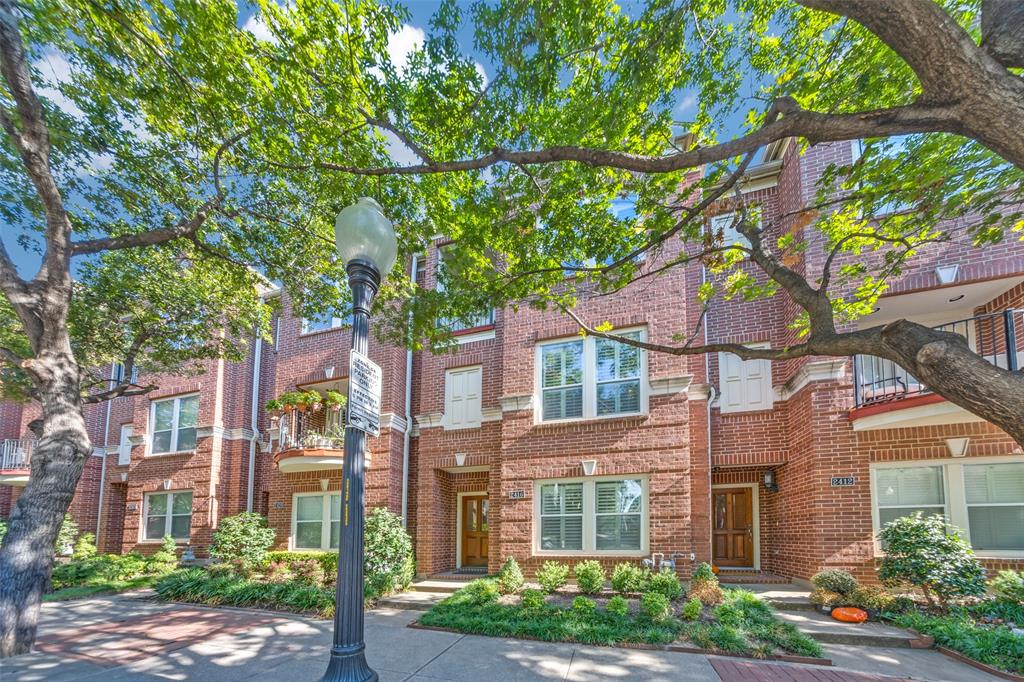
[0,438,33,470]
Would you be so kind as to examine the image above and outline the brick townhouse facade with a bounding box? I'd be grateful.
[1,139,1023,585]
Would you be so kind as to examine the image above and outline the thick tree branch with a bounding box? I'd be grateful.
[321,100,959,176]
[81,382,156,404]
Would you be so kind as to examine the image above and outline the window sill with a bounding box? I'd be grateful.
[139,539,190,544]
[145,450,196,458]
[533,412,648,429]
[450,324,495,337]
[533,549,647,558]
[298,326,350,338]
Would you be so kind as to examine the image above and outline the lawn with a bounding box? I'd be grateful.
[417,579,822,658]
[44,574,158,602]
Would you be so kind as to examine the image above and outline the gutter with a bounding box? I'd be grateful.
[95,363,115,540]
[701,264,716,566]
[246,332,264,512]
[401,253,418,528]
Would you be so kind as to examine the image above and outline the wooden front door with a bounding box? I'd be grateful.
[712,487,754,567]
[461,495,489,567]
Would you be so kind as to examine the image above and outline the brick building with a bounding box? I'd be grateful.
[2,140,1022,584]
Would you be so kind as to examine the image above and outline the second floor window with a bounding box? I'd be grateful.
[150,394,199,455]
[537,329,645,422]
[301,310,351,334]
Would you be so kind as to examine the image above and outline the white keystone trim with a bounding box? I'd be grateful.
[777,359,848,401]
[500,394,533,412]
[649,375,693,396]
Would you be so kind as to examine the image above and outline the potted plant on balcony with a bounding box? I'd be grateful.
[323,390,346,412]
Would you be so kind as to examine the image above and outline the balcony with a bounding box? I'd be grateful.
[0,438,33,486]
[850,310,1022,430]
[272,399,346,474]
[438,308,495,335]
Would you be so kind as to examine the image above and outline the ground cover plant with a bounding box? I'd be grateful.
[418,578,821,658]
[155,567,337,618]
[888,609,1024,675]
[47,535,178,601]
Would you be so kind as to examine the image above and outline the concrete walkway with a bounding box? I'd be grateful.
[0,593,1003,682]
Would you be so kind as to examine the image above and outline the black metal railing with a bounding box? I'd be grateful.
[438,307,495,333]
[854,309,1022,407]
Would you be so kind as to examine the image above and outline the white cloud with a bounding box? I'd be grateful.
[475,62,489,87]
[379,128,421,166]
[676,93,697,113]
[242,10,278,44]
[34,50,84,119]
[387,24,425,72]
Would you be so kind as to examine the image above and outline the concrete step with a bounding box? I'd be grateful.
[376,591,450,612]
[409,580,472,594]
[774,610,918,648]
[726,584,817,611]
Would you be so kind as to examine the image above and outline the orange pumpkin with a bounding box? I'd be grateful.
[711,565,720,575]
[831,607,868,623]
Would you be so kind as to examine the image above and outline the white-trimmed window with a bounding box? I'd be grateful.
[535,476,648,555]
[537,329,646,422]
[293,493,341,550]
[709,211,760,248]
[150,394,199,455]
[445,365,482,429]
[871,457,1024,557]
[143,491,192,540]
[117,424,133,466]
[301,309,351,334]
[718,345,773,413]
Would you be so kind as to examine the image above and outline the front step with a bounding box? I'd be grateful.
[717,571,790,585]
[774,610,919,648]
[376,590,449,611]
[409,579,472,594]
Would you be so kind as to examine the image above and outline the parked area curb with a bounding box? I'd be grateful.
[936,646,1024,682]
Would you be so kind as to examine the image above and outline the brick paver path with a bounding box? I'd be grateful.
[33,607,288,667]
[710,657,914,682]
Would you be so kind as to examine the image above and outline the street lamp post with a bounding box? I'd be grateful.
[321,197,398,682]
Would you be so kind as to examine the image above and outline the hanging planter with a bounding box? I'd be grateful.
[266,389,346,415]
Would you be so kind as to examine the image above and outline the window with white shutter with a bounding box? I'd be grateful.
[964,463,1024,551]
[445,366,483,429]
[718,346,773,413]
[117,424,133,466]
[535,477,648,555]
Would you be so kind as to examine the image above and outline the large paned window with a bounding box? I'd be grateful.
[301,309,352,334]
[293,493,342,550]
[150,394,199,455]
[536,477,647,555]
[144,491,192,540]
[537,329,646,422]
[872,458,1024,556]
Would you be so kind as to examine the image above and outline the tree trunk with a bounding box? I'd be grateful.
[0,354,91,657]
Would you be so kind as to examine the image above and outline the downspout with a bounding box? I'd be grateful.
[400,253,419,528]
[702,264,716,566]
[95,364,115,540]
[247,332,264,513]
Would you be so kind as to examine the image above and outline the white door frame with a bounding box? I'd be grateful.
[455,490,488,569]
[711,482,761,570]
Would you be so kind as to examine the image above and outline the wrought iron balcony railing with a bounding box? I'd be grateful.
[0,438,33,470]
[853,309,1022,407]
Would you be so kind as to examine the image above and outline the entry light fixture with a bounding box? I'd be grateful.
[935,264,959,285]
[581,459,598,476]
[946,437,970,458]
[763,470,778,492]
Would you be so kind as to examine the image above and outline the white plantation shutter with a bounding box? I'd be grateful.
[117,424,133,465]
[874,466,946,538]
[595,479,643,550]
[540,483,583,550]
[965,463,1024,551]
[445,366,482,429]
[719,348,773,413]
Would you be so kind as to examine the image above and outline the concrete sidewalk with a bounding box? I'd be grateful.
[0,593,1002,682]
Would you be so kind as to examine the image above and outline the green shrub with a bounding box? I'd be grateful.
[364,507,415,596]
[705,623,748,653]
[574,560,605,594]
[154,568,336,618]
[572,596,596,614]
[290,558,327,587]
[536,560,570,593]
[521,588,546,610]
[713,602,744,627]
[891,609,1024,674]
[692,562,715,581]
[640,591,671,622]
[72,532,97,561]
[610,563,650,594]
[0,518,7,544]
[848,585,895,611]
[55,513,78,555]
[878,512,986,607]
[681,596,702,620]
[810,570,858,596]
[210,512,276,574]
[148,536,179,574]
[497,556,525,595]
[265,551,337,576]
[51,551,152,589]
[809,588,842,607]
[989,570,1024,603]
[461,579,500,605]
[605,595,629,616]
[207,562,234,578]
[970,598,1024,625]
[648,570,683,600]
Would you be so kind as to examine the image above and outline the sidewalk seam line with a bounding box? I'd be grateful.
[409,631,467,676]
[563,647,577,681]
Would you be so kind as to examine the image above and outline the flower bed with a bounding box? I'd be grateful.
[155,567,338,617]
[417,577,822,658]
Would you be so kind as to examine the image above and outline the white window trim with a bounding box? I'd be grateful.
[141,490,192,542]
[532,475,649,557]
[290,492,341,551]
[534,327,648,424]
[444,365,483,430]
[300,314,349,335]
[117,424,133,466]
[869,454,1024,559]
[148,393,199,456]
[717,342,774,414]
[708,211,760,248]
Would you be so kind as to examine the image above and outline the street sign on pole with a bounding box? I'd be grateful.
[347,349,382,437]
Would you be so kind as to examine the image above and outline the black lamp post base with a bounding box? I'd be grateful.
[319,643,378,682]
